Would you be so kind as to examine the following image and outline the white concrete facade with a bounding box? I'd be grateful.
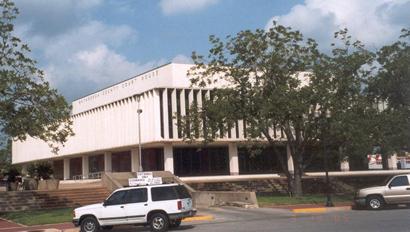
[12,63,394,179]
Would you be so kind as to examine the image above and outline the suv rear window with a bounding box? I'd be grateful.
[151,185,191,201]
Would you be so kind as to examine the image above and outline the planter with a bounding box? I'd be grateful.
[38,179,60,190]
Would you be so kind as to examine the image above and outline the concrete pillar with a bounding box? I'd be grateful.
[63,158,70,180]
[21,164,28,176]
[104,152,112,172]
[388,154,398,170]
[164,144,174,174]
[82,155,89,179]
[286,144,294,174]
[228,143,239,175]
[131,148,141,172]
[340,159,350,172]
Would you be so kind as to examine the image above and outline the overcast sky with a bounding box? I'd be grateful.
[13,0,410,102]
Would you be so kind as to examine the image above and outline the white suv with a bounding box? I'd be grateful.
[72,184,196,232]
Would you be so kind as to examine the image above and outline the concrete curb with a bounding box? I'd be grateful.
[292,206,352,213]
[182,215,214,222]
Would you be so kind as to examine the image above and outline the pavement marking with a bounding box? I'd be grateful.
[292,208,327,213]
[182,215,214,222]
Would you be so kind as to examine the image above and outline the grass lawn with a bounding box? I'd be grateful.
[257,194,353,207]
[0,207,73,226]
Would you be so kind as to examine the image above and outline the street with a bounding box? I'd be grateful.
[103,206,410,232]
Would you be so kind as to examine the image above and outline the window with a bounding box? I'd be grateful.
[125,188,148,203]
[106,190,127,205]
[151,185,191,201]
[151,186,178,201]
[389,176,409,187]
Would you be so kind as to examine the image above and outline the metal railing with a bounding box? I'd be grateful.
[71,172,103,180]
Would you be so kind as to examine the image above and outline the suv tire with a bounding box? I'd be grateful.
[367,195,384,210]
[150,213,169,232]
[80,216,100,232]
[170,219,181,228]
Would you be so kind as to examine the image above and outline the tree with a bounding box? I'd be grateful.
[0,0,73,153]
[181,23,385,196]
[183,23,324,196]
[368,29,410,165]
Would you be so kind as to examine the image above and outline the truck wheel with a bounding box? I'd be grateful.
[170,219,181,228]
[81,216,100,232]
[150,213,169,232]
[367,195,384,210]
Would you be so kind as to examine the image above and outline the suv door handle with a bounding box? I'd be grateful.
[144,204,148,206]
[120,206,124,208]
[406,188,410,190]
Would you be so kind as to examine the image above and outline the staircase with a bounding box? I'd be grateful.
[0,187,110,212]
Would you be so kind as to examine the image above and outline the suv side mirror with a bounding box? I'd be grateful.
[103,200,108,206]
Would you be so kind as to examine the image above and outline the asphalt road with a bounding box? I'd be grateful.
[107,206,410,232]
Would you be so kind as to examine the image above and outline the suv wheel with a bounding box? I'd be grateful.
[170,219,181,228]
[81,216,99,232]
[150,213,169,232]
[367,195,384,210]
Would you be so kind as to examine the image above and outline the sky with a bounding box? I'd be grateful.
[12,0,410,102]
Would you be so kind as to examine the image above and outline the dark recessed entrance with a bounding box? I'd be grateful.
[69,157,82,179]
[238,146,286,174]
[173,146,229,176]
[112,151,131,172]
[142,148,164,171]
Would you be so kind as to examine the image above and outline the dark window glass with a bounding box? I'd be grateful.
[126,188,148,203]
[112,151,131,172]
[106,190,127,205]
[176,89,182,138]
[151,186,178,201]
[69,157,82,179]
[142,148,164,171]
[89,154,104,173]
[173,147,229,176]
[390,176,409,187]
[175,186,191,199]
[167,89,173,138]
[238,146,286,174]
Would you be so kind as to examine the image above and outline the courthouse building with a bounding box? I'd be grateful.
[12,63,332,180]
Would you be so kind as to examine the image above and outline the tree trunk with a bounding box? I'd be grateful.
[293,162,303,197]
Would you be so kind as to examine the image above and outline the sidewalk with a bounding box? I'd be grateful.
[0,219,74,232]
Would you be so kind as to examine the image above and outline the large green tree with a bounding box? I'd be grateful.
[181,24,381,196]
[368,29,410,164]
[0,0,72,153]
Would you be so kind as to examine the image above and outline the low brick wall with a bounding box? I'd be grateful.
[192,191,258,208]
[189,174,399,195]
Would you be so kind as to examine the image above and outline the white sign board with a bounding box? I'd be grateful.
[128,172,162,186]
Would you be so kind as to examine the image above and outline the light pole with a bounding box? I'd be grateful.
[137,101,143,172]
[315,110,334,207]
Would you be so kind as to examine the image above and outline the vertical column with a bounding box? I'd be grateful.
[131,148,141,172]
[104,152,112,172]
[63,158,70,180]
[228,143,239,175]
[388,154,398,170]
[286,144,294,174]
[21,164,28,176]
[82,155,89,179]
[164,143,174,174]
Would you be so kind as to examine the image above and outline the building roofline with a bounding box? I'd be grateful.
[72,62,174,103]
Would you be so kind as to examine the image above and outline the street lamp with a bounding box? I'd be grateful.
[315,109,334,207]
[137,99,143,172]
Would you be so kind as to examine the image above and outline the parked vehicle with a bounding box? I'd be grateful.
[72,183,196,232]
[354,174,410,210]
